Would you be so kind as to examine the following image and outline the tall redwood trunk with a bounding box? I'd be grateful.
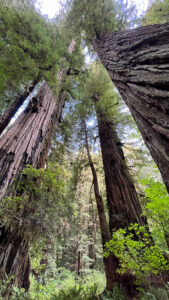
[0,79,39,136]
[92,22,169,193]
[0,228,30,291]
[0,83,65,199]
[83,121,136,296]
[96,107,146,234]
[0,83,66,291]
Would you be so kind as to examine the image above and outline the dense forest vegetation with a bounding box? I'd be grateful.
[0,0,169,299]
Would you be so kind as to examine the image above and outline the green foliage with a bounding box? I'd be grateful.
[143,0,169,25]
[50,284,99,300]
[138,285,169,300]
[0,164,66,239]
[141,177,169,222]
[67,0,137,43]
[141,176,169,250]
[0,0,84,113]
[100,286,126,300]
[75,62,122,125]
[1,275,169,300]
[0,270,106,300]
[104,224,169,283]
[0,0,64,111]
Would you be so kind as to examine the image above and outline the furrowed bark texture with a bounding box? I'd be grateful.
[93,23,169,192]
[0,83,66,291]
[83,121,136,296]
[83,121,110,246]
[0,79,38,136]
[0,82,65,199]
[97,110,146,233]
[0,227,30,292]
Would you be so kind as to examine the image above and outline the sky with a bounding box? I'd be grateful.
[37,0,149,19]
[36,0,63,18]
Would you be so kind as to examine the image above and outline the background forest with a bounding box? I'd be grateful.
[0,0,169,299]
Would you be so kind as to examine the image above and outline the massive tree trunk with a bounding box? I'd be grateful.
[0,82,65,199]
[0,227,30,291]
[0,83,66,291]
[83,121,136,297]
[96,106,146,234]
[92,22,169,193]
[0,79,39,136]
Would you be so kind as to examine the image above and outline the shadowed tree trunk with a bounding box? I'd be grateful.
[0,38,76,293]
[0,83,66,291]
[95,104,147,234]
[88,191,97,269]
[164,231,169,251]
[93,22,169,193]
[0,78,39,136]
[0,227,30,291]
[0,83,65,199]
[83,121,136,297]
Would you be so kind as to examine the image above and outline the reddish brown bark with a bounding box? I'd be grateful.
[83,121,110,245]
[0,39,76,293]
[96,107,146,234]
[0,83,66,292]
[0,79,38,136]
[83,121,136,296]
[0,228,30,291]
[0,83,65,199]
[92,22,169,193]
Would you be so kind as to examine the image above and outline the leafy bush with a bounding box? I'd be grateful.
[141,176,169,251]
[100,285,126,300]
[0,164,65,239]
[0,270,106,300]
[138,286,169,300]
[104,224,169,283]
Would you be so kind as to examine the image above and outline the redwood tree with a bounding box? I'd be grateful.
[68,0,169,193]
[80,63,147,233]
[0,79,39,136]
[92,22,169,193]
[0,83,66,290]
[83,120,121,292]
[0,83,65,199]
[95,104,146,234]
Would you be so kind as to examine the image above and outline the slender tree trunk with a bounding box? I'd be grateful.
[77,250,82,276]
[0,83,66,291]
[96,107,146,234]
[88,190,97,269]
[164,231,169,251]
[92,22,169,193]
[0,79,39,136]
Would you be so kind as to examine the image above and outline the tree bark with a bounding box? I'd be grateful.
[0,83,65,199]
[0,227,30,292]
[164,231,169,250]
[83,121,136,296]
[0,79,39,136]
[88,192,97,269]
[0,83,66,292]
[92,22,169,193]
[96,107,146,234]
